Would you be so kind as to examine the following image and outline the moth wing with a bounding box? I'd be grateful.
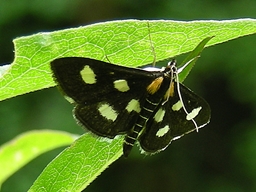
[139,83,211,153]
[51,57,161,137]
[51,57,159,104]
[75,97,144,138]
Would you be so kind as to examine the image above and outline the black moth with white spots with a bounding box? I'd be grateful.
[51,57,210,157]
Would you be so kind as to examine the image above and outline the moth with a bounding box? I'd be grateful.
[51,57,210,157]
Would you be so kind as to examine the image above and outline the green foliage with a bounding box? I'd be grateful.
[0,130,77,185]
[1,19,256,101]
[0,19,256,191]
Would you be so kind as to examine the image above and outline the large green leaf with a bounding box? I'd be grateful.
[0,19,256,101]
[0,19,256,191]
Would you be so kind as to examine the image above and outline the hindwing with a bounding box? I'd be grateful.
[139,83,210,153]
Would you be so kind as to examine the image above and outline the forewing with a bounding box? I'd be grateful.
[51,57,157,104]
[139,83,211,153]
[51,57,159,137]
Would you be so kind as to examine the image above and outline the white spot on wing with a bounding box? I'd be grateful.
[186,106,202,120]
[156,125,170,137]
[153,108,165,122]
[98,103,118,121]
[172,100,183,111]
[113,79,130,92]
[80,65,96,84]
[125,99,141,113]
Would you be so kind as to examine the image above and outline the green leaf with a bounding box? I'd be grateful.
[0,130,77,185]
[1,19,256,191]
[0,19,256,101]
[178,36,214,82]
[28,133,123,192]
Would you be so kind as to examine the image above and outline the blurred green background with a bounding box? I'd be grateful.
[1,0,256,191]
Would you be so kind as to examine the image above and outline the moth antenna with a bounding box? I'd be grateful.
[147,21,156,67]
[175,67,199,132]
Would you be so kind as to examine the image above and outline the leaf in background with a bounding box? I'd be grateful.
[0,130,77,185]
